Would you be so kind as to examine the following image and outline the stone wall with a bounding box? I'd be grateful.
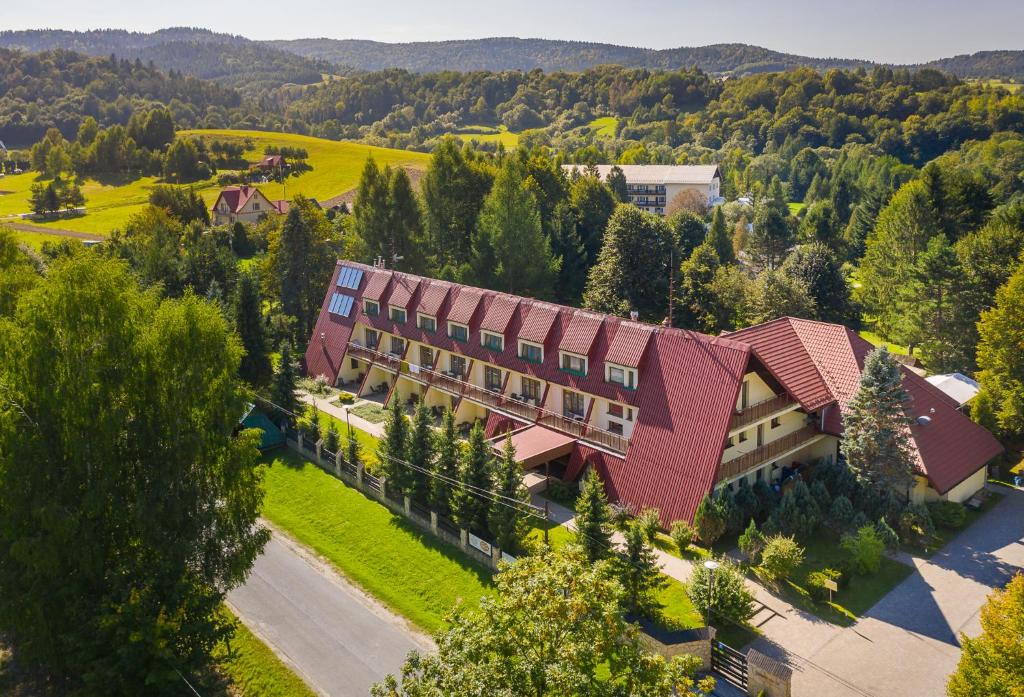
[636,622,715,672]
[746,648,792,697]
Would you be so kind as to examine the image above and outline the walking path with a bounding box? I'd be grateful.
[299,392,386,438]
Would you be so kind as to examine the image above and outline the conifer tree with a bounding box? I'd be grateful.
[430,408,460,517]
[270,341,298,422]
[707,205,734,264]
[617,521,665,618]
[488,436,530,552]
[379,397,412,495]
[677,242,721,332]
[353,156,391,262]
[346,426,363,471]
[387,167,426,274]
[452,422,492,534]
[840,347,916,492]
[407,400,434,504]
[973,264,1024,438]
[235,271,271,385]
[573,470,614,562]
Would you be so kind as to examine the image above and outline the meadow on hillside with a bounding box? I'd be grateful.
[0,130,429,236]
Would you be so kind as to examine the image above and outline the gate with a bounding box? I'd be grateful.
[711,640,748,690]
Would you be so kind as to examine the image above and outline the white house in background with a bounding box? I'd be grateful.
[562,164,723,215]
[926,373,980,412]
[210,185,290,226]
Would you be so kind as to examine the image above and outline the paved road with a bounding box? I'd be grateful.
[755,486,1024,697]
[4,221,103,240]
[228,532,432,697]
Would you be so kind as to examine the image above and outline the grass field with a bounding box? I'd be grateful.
[858,329,910,356]
[0,130,429,236]
[454,125,521,148]
[213,607,318,697]
[6,227,78,250]
[787,201,806,215]
[260,451,493,633]
[587,116,619,138]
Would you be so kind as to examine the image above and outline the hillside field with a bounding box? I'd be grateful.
[454,124,521,148]
[587,116,619,138]
[0,130,429,236]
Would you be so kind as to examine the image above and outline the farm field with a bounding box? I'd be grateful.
[454,124,521,148]
[587,116,619,138]
[0,130,429,236]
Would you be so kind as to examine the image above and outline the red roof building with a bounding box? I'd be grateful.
[257,154,286,170]
[210,185,289,226]
[305,264,1002,523]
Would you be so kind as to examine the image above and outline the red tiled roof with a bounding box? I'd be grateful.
[560,311,604,356]
[362,270,391,301]
[729,317,1004,494]
[417,280,451,317]
[518,302,560,345]
[604,322,654,368]
[304,263,359,382]
[447,287,484,324]
[498,425,576,469]
[480,294,520,334]
[387,276,419,309]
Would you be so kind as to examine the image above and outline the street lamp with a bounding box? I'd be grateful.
[703,559,720,627]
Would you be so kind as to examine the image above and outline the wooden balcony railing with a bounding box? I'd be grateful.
[717,425,822,481]
[730,393,797,431]
[346,341,628,454]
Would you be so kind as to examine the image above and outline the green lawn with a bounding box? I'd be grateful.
[454,125,520,148]
[587,116,619,138]
[762,534,913,625]
[5,226,83,250]
[857,328,910,356]
[787,202,806,215]
[302,405,381,469]
[349,401,388,424]
[657,575,703,630]
[260,451,493,633]
[213,607,317,697]
[0,130,429,236]
[653,532,711,563]
[526,518,574,550]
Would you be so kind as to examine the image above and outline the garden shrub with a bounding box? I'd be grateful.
[686,559,755,625]
[670,519,695,552]
[829,495,856,531]
[810,480,832,512]
[635,507,662,542]
[734,480,760,524]
[338,392,355,405]
[899,503,936,541]
[851,511,869,531]
[841,525,885,574]
[718,489,744,534]
[694,494,727,545]
[807,567,844,600]
[738,519,765,564]
[322,421,340,452]
[770,484,818,539]
[752,480,778,521]
[759,535,805,583]
[928,501,967,530]
[875,517,900,549]
[609,502,636,530]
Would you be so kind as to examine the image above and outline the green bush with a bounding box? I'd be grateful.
[694,494,727,546]
[759,534,805,583]
[544,480,580,508]
[807,567,843,601]
[635,507,662,542]
[899,503,936,541]
[669,519,695,552]
[841,525,885,575]
[928,501,967,530]
[875,517,900,549]
[322,422,340,452]
[738,519,765,564]
[829,495,856,530]
[609,503,635,530]
[338,392,355,404]
[686,559,755,625]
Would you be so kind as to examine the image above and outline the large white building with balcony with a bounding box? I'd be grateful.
[562,164,723,215]
[304,262,1002,524]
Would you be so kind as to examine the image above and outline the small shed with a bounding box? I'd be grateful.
[239,404,285,452]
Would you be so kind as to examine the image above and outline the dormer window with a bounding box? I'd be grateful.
[448,322,469,342]
[606,363,637,390]
[482,331,504,352]
[418,314,436,332]
[389,306,407,324]
[518,340,543,363]
[560,352,587,377]
[364,299,379,317]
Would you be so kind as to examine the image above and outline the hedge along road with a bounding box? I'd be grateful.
[228,526,433,697]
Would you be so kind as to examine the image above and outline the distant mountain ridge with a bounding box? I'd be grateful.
[269,36,1024,80]
[1,29,1022,83]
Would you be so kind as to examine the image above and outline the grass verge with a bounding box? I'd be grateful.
[213,607,318,697]
[349,402,387,423]
[260,450,493,633]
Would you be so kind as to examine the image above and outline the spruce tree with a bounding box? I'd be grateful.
[677,242,721,333]
[840,347,916,493]
[235,271,271,385]
[617,521,666,618]
[346,426,363,471]
[707,205,734,264]
[973,263,1024,438]
[353,156,391,263]
[378,397,412,495]
[270,341,298,422]
[387,166,425,274]
[488,435,530,553]
[573,471,614,562]
[452,422,492,535]
[430,408,460,517]
[606,165,629,203]
[407,400,434,504]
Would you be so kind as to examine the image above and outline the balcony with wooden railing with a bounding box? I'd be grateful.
[346,341,628,454]
[730,392,797,431]
[717,424,822,482]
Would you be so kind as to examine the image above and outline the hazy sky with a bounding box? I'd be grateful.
[6,0,1023,64]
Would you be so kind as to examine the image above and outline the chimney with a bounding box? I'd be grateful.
[629,310,639,321]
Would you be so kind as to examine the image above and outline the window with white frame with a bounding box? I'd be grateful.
[364,299,379,317]
[389,306,407,323]
[364,328,379,348]
[418,314,436,332]
[518,340,543,363]
[605,363,636,389]
[482,331,504,352]
[560,352,587,376]
[448,322,469,342]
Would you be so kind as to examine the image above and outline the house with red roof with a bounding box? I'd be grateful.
[303,263,1003,524]
[210,185,289,226]
[257,154,286,171]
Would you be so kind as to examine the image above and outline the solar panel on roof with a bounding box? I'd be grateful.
[328,292,354,317]
[336,266,364,290]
